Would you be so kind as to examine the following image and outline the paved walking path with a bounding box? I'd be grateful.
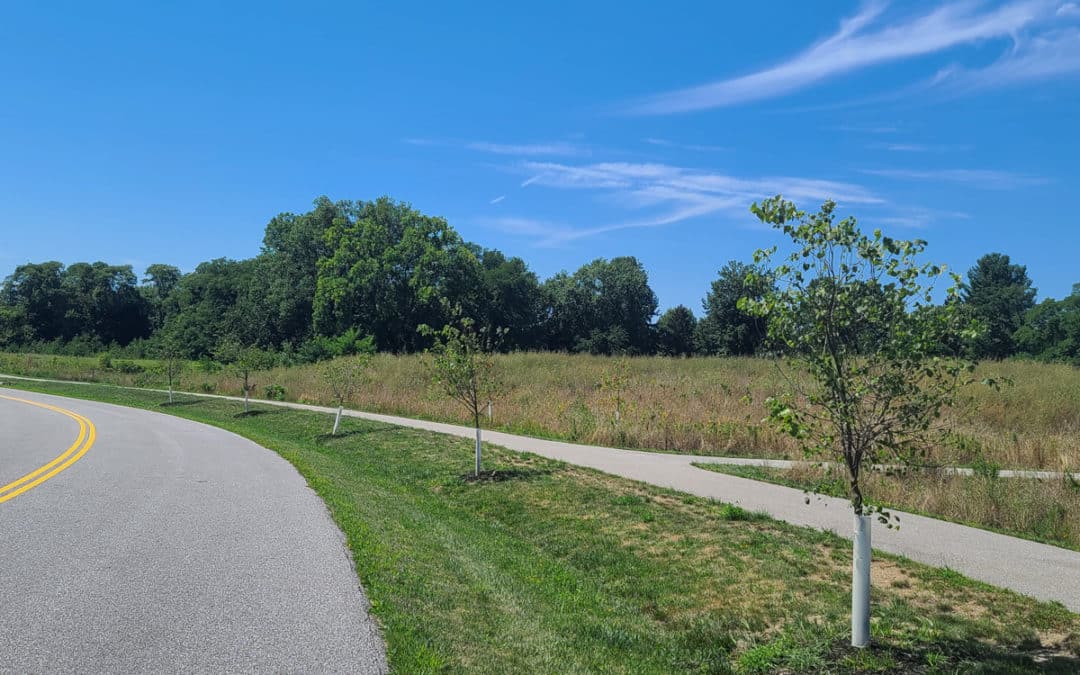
[3,374,1078,613]
[688,456,1079,481]
[336,410,1080,613]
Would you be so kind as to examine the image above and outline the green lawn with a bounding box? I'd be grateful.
[5,379,1078,673]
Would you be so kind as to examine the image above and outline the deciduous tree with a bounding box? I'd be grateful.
[656,305,697,356]
[214,340,275,413]
[314,197,481,352]
[157,327,183,404]
[320,337,375,435]
[695,260,771,356]
[542,257,658,354]
[419,314,503,477]
[741,197,980,649]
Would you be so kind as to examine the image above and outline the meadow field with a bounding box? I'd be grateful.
[3,351,1077,472]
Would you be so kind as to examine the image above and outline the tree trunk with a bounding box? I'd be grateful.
[850,475,864,515]
[333,405,343,435]
[168,383,173,404]
[474,425,482,477]
[851,513,872,648]
[244,388,250,413]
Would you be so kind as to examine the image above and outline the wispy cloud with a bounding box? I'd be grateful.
[628,0,1066,113]
[488,195,506,204]
[494,161,881,245]
[522,161,882,204]
[862,167,1045,189]
[874,208,971,229]
[833,124,900,134]
[403,137,587,156]
[880,143,932,152]
[464,141,587,156]
[481,214,609,246]
[643,137,728,152]
[867,141,969,152]
[484,216,560,236]
[928,26,1080,91]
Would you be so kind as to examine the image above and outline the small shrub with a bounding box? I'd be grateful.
[114,360,144,374]
[719,504,754,521]
[97,353,114,370]
[199,382,216,393]
[971,455,1001,479]
[264,383,286,401]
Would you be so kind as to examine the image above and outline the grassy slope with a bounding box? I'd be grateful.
[2,352,1078,472]
[5,379,1078,673]
[694,463,1080,551]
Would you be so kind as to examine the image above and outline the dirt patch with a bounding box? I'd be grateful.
[871,560,914,595]
[1036,630,1080,658]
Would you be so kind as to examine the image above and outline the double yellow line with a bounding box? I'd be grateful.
[0,394,96,504]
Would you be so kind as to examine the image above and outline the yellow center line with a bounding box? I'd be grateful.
[0,394,97,503]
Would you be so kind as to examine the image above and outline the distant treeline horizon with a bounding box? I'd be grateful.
[2,195,1077,365]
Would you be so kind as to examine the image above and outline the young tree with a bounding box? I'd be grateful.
[740,198,980,649]
[157,328,183,404]
[215,341,275,413]
[321,346,374,435]
[419,315,503,477]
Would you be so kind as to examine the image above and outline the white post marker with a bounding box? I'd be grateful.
[333,405,343,435]
[475,426,483,476]
[487,400,492,421]
[852,514,872,648]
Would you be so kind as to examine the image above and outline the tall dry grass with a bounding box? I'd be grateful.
[3,351,1078,471]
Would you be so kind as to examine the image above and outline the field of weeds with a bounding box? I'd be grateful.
[2,351,1077,471]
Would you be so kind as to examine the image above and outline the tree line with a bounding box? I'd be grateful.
[0,195,1076,365]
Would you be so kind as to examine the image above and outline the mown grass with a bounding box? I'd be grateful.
[2,351,1077,473]
[4,379,1078,673]
[694,463,1080,551]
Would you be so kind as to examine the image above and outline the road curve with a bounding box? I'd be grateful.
[0,388,387,674]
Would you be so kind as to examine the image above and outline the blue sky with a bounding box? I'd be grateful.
[2,0,1079,313]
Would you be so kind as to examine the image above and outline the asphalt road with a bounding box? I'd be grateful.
[0,388,387,674]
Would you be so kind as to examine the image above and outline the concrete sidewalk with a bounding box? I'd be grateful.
[3,373,1078,613]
